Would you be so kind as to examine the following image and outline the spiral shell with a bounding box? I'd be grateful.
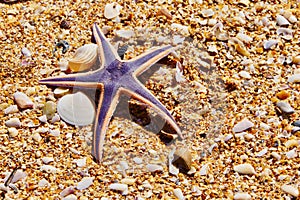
[68,44,98,72]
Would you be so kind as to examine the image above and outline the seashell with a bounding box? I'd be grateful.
[42,157,54,164]
[232,118,254,133]
[263,40,278,50]
[13,92,34,109]
[54,87,69,98]
[201,9,214,18]
[76,177,94,190]
[60,186,75,197]
[236,33,253,43]
[146,164,164,172]
[38,178,50,187]
[104,3,122,19]
[172,147,192,173]
[108,183,128,194]
[234,192,251,200]
[276,101,294,114]
[286,148,297,159]
[40,165,58,173]
[68,44,98,72]
[5,118,21,127]
[57,92,95,126]
[4,105,18,114]
[239,71,251,79]
[8,127,18,137]
[73,158,86,167]
[171,23,189,35]
[21,47,31,57]
[292,55,300,64]
[173,188,185,200]
[276,15,290,26]
[281,184,299,197]
[115,29,135,39]
[43,101,56,120]
[233,163,256,175]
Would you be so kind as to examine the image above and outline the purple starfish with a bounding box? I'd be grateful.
[40,23,183,162]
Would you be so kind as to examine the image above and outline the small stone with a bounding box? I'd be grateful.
[76,177,94,190]
[263,40,278,50]
[108,183,128,194]
[38,178,50,187]
[50,114,60,123]
[234,192,251,200]
[276,101,294,114]
[288,74,300,83]
[133,157,143,164]
[172,147,192,173]
[62,194,77,200]
[232,118,254,133]
[104,3,122,19]
[233,163,256,175]
[238,71,251,79]
[199,164,209,176]
[281,184,299,197]
[41,165,58,173]
[41,157,54,164]
[271,152,281,160]
[21,47,31,57]
[276,15,290,26]
[49,129,60,137]
[115,29,135,39]
[13,92,34,109]
[38,115,47,123]
[173,188,185,200]
[4,105,18,114]
[121,178,136,185]
[8,127,18,137]
[276,90,290,100]
[286,148,297,159]
[73,158,86,167]
[256,148,268,157]
[5,118,21,128]
[60,186,75,197]
[32,132,42,142]
[43,101,56,120]
[292,120,300,127]
[146,164,164,173]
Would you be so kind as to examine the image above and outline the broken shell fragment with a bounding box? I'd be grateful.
[276,15,290,26]
[172,147,192,173]
[263,40,278,50]
[104,3,122,19]
[229,38,250,57]
[68,44,98,72]
[276,101,294,114]
[115,29,135,39]
[57,92,95,126]
[53,87,69,98]
[43,101,56,120]
[233,163,256,175]
[13,92,34,109]
[292,55,300,64]
[201,9,214,18]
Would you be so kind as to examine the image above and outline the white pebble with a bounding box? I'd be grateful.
[233,118,254,133]
[38,115,48,123]
[239,71,251,79]
[32,132,42,142]
[276,101,294,114]
[38,178,50,187]
[104,3,122,19]
[8,127,18,137]
[4,105,18,114]
[286,148,297,159]
[256,148,268,157]
[62,194,77,200]
[76,177,94,190]
[146,164,164,172]
[233,163,256,175]
[173,188,185,200]
[41,157,54,164]
[60,186,75,197]
[13,92,34,109]
[5,118,21,128]
[263,40,278,50]
[40,165,58,173]
[108,183,128,194]
[73,158,86,167]
[21,47,32,57]
[115,29,134,39]
[234,192,251,200]
[281,184,299,197]
[276,15,290,26]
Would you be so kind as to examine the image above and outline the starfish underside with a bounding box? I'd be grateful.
[40,23,183,162]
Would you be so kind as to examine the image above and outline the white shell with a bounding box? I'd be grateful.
[13,92,34,109]
[146,164,164,172]
[68,44,98,72]
[115,29,135,39]
[76,177,94,190]
[104,3,122,19]
[276,15,290,26]
[173,188,185,200]
[57,92,95,126]
[263,40,278,50]
[281,184,299,197]
[4,105,19,114]
[108,183,128,194]
[5,118,21,128]
[201,9,214,18]
[234,192,251,200]
[232,118,254,133]
[233,163,256,175]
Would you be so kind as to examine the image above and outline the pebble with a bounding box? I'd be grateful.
[172,147,192,173]
[38,178,50,187]
[76,177,94,190]
[32,132,42,142]
[256,148,268,157]
[276,15,290,26]
[38,115,47,123]
[121,178,136,185]
[146,164,164,173]
[281,184,299,197]
[40,165,58,173]
[4,105,18,114]
[288,74,300,83]
[62,194,77,200]
[41,157,54,164]
[108,183,128,194]
[5,118,21,127]
[199,164,209,176]
[233,163,256,175]
[286,148,297,159]
[232,118,254,133]
[73,158,86,167]
[238,71,251,79]
[263,40,278,50]
[60,186,75,197]
[13,92,34,109]
[104,3,122,19]
[292,120,300,127]
[43,101,56,120]
[115,29,135,39]
[234,192,251,200]
[173,188,185,200]
[276,90,290,100]
[276,101,294,114]
[21,47,31,57]
[8,127,18,137]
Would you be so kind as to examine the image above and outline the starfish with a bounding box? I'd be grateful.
[40,23,183,162]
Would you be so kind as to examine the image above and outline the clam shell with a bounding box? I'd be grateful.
[68,44,98,72]
[57,92,95,126]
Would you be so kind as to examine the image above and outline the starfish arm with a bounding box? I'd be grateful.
[120,80,183,139]
[126,45,174,77]
[92,84,120,162]
[92,23,121,66]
